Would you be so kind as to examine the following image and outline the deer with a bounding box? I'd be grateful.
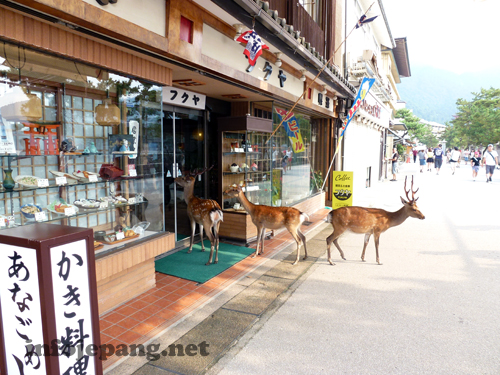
[174,167,223,265]
[326,176,425,265]
[223,185,309,265]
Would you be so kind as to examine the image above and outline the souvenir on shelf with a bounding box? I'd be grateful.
[99,164,123,179]
[20,204,43,220]
[60,137,79,154]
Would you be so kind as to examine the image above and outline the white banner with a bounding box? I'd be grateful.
[0,244,46,374]
[162,86,206,110]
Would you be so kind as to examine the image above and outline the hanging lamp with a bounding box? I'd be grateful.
[0,46,42,122]
[95,91,120,126]
[0,86,42,122]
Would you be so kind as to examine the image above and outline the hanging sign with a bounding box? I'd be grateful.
[162,87,206,110]
[331,171,353,209]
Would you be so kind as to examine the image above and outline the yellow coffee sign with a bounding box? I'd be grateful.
[331,171,353,209]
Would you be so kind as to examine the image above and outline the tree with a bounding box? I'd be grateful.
[395,108,438,147]
[451,87,500,146]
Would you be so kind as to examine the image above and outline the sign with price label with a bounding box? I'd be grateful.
[116,232,125,241]
[89,174,98,182]
[64,206,76,216]
[99,201,108,209]
[56,177,67,186]
[129,169,137,177]
[38,178,49,188]
[128,197,136,204]
[35,211,47,222]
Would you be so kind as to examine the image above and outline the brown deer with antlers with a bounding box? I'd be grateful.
[326,176,425,265]
[224,185,309,265]
[175,168,223,265]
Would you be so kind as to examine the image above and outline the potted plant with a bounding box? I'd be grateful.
[310,170,323,193]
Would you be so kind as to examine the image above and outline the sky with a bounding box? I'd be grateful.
[380,0,500,74]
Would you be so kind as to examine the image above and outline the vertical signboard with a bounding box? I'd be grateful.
[0,245,46,374]
[0,224,102,375]
[331,171,353,209]
[51,240,96,375]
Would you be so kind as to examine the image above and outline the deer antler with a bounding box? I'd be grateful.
[189,165,214,177]
[404,176,419,203]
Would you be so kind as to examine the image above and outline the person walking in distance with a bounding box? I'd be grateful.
[418,149,426,173]
[450,146,461,175]
[390,147,398,181]
[434,143,444,175]
[470,150,481,181]
[482,144,498,182]
[413,148,417,163]
[426,148,434,172]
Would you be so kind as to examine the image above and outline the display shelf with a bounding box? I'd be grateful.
[1,198,149,229]
[0,174,156,194]
[222,151,263,156]
[217,116,273,241]
[222,171,268,175]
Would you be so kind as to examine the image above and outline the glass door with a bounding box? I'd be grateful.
[163,106,206,244]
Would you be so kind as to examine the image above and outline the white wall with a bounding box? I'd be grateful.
[83,0,166,36]
[343,120,382,204]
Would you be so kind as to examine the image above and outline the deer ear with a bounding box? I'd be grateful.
[400,196,408,204]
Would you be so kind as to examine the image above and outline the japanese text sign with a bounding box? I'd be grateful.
[162,86,206,110]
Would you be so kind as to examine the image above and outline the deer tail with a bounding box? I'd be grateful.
[210,209,224,223]
[326,210,334,223]
[299,212,309,223]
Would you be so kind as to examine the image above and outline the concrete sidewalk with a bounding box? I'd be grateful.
[208,161,500,375]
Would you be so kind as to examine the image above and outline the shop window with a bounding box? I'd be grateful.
[180,16,193,44]
[0,41,164,250]
[272,107,312,206]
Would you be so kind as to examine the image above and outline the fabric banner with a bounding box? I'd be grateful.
[275,108,305,153]
[340,77,376,137]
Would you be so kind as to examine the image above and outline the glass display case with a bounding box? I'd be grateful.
[220,130,271,210]
[217,115,273,241]
[0,41,165,255]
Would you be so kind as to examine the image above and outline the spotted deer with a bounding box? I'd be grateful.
[326,176,425,265]
[224,185,309,265]
[175,168,223,265]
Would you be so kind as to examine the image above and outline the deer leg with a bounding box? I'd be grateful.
[298,229,307,260]
[188,218,196,253]
[205,228,216,266]
[214,222,221,264]
[361,233,371,262]
[199,224,205,252]
[374,232,382,265]
[259,228,266,255]
[290,230,302,266]
[326,227,346,265]
[253,226,264,257]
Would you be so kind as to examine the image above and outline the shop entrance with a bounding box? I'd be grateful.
[163,106,207,245]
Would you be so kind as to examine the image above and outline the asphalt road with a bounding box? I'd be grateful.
[209,161,500,375]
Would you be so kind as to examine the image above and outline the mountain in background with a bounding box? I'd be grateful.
[395,65,500,124]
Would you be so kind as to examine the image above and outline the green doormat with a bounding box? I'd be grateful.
[155,240,255,283]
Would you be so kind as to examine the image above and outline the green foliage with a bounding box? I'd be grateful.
[396,108,438,147]
[396,144,405,157]
[310,170,323,192]
[449,88,500,147]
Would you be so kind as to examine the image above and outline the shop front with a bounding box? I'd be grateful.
[0,9,175,314]
[342,91,391,197]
